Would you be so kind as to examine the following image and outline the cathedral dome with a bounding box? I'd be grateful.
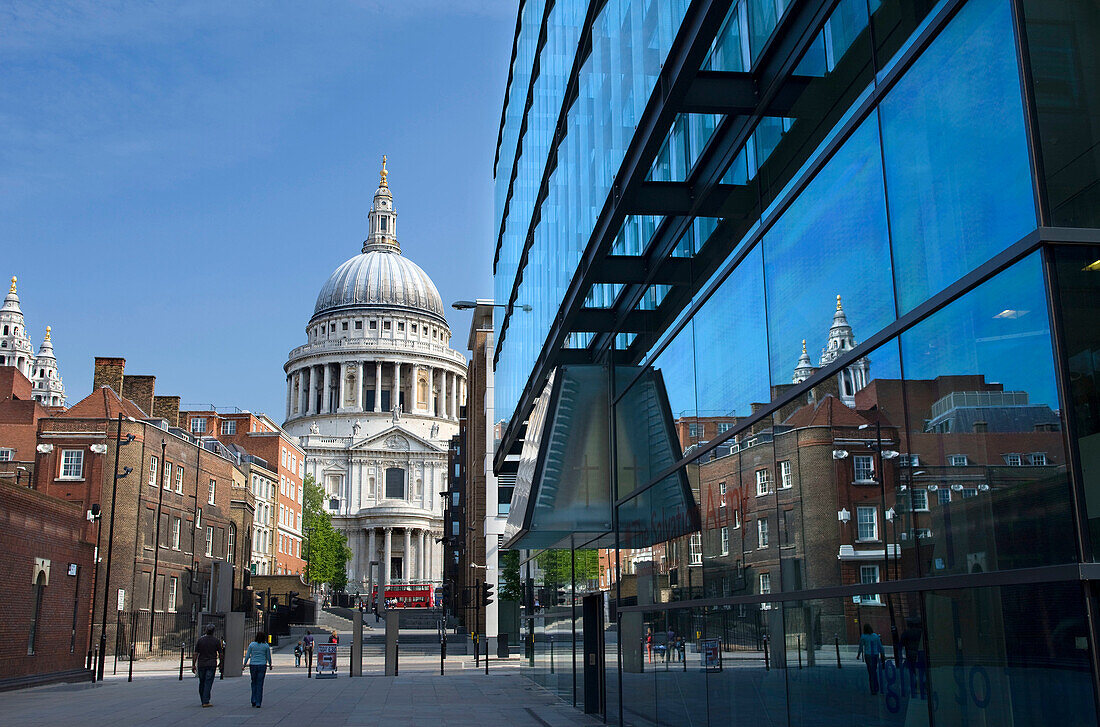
[312,249,445,321]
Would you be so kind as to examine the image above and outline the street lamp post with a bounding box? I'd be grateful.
[97,413,135,681]
[86,503,102,672]
[148,439,168,649]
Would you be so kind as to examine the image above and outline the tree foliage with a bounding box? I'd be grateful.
[499,550,522,602]
[303,474,352,590]
[535,549,599,589]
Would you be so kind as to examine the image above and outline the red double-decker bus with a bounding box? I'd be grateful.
[372,583,434,608]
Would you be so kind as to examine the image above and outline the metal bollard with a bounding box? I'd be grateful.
[179,644,185,680]
[440,635,446,676]
[763,636,770,671]
[128,644,134,682]
[395,641,399,677]
[835,634,842,669]
[797,635,802,669]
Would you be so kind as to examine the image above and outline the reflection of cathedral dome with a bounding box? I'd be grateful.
[313,250,444,321]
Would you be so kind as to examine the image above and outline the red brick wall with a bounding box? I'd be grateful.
[0,481,94,681]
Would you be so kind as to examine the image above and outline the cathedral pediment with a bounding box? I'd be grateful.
[349,425,445,454]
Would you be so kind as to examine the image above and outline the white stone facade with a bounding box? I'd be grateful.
[1,276,66,406]
[282,159,466,592]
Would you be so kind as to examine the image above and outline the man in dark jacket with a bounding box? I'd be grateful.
[191,623,224,707]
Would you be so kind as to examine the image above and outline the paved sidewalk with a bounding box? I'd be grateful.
[0,671,599,726]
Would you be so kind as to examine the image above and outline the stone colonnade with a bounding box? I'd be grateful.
[343,525,439,587]
[286,361,464,422]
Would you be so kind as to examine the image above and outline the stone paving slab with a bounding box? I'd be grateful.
[0,670,600,727]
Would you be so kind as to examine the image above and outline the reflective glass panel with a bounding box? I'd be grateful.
[881,0,1035,313]
[898,253,1074,576]
[763,114,895,387]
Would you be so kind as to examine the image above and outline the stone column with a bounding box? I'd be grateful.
[418,530,427,581]
[374,361,382,412]
[382,527,392,587]
[338,362,348,410]
[427,367,435,416]
[368,528,378,592]
[308,366,319,415]
[322,363,333,414]
[447,372,454,419]
[285,375,292,420]
[393,362,401,413]
[357,361,365,410]
[297,370,307,416]
[403,528,412,581]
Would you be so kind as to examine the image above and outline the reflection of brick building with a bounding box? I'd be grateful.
[0,366,51,483]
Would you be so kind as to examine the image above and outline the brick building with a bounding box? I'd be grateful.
[0,479,94,690]
[34,358,240,656]
[179,409,305,576]
[0,366,53,481]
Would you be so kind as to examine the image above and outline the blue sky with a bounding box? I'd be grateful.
[0,0,513,417]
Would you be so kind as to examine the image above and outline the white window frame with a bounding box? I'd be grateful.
[720,526,730,556]
[163,461,172,490]
[168,576,178,613]
[757,518,769,549]
[171,517,181,550]
[859,565,881,604]
[937,489,952,505]
[689,533,702,565]
[779,460,792,489]
[949,454,969,467]
[1030,453,1047,466]
[856,505,878,541]
[910,489,929,512]
[190,418,206,434]
[853,455,875,482]
[148,455,159,487]
[733,509,741,529]
[208,478,216,505]
[205,526,213,557]
[0,448,12,462]
[60,449,84,479]
[755,469,772,496]
[175,467,183,493]
[1005,453,1022,466]
[759,572,771,596]
[221,420,236,435]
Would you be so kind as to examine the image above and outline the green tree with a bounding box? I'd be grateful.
[500,550,522,602]
[535,549,598,590]
[302,474,352,591]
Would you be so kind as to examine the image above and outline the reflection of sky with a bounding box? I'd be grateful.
[881,0,1034,313]
[763,115,895,383]
[901,254,1058,408]
[653,320,697,419]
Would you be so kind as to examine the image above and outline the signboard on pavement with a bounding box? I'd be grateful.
[700,638,721,671]
[316,643,338,678]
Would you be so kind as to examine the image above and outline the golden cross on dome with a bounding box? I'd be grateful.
[9,276,16,294]
[836,294,843,311]
[380,155,388,188]
[45,325,51,341]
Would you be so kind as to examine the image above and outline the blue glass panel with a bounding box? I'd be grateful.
[880,0,1035,313]
[706,1,748,71]
[763,114,895,386]
[693,244,770,419]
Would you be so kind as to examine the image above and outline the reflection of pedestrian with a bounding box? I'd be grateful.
[244,631,273,708]
[678,637,686,663]
[191,623,223,708]
[857,624,885,695]
[294,641,303,667]
[899,617,924,693]
[646,629,654,663]
[665,629,675,662]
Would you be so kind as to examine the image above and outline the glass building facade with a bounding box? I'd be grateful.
[492,0,1100,725]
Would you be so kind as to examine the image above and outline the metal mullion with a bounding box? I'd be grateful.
[616,562,1097,613]
[1008,0,1051,227]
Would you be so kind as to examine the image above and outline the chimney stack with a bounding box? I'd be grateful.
[92,357,126,396]
[153,395,181,427]
[121,375,156,416]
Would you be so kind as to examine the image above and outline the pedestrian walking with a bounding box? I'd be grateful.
[857,623,885,695]
[190,623,223,708]
[294,641,303,667]
[244,631,273,708]
[302,630,315,670]
[330,630,339,644]
[665,628,675,663]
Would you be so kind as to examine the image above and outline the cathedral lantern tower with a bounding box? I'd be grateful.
[817,295,870,407]
[32,326,66,407]
[0,277,36,380]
